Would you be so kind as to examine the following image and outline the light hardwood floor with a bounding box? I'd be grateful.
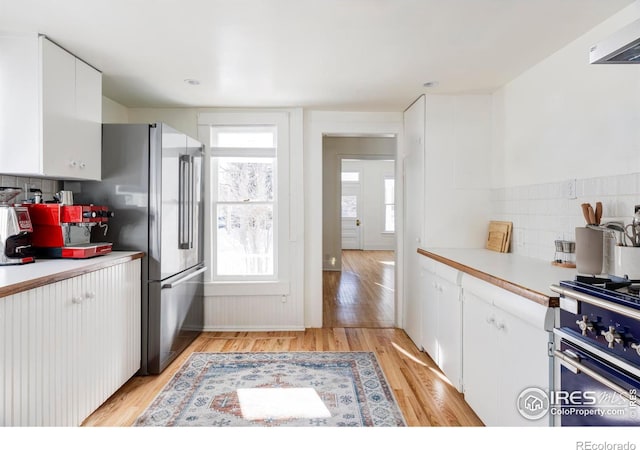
[83,250,483,427]
[83,328,483,426]
[323,250,396,328]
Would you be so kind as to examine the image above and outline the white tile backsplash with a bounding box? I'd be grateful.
[0,174,61,202]
[490,173,640,263]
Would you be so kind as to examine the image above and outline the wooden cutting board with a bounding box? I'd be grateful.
[486,230,506,252]
[486,221,513,253]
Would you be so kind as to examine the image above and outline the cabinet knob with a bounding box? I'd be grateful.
[84,292,95,300]
[69,160,77,168]
[79,161,86,169]
[631,342,640,356]
[486,316,495,325]
[495,321,505,331]
[72,296,83,304]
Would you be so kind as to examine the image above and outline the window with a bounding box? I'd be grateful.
[341,195,357,218]
[206,117,289,281]
[341,171,359,182]
[384,177,395,232]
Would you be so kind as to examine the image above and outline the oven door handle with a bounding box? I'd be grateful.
[550,284,640,322]
[554,349,633,401]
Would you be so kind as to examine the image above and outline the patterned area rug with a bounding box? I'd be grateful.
[134,351,406,427]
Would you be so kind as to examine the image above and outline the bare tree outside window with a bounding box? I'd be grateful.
[216,157,275,275]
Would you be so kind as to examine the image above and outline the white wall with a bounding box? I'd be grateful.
[491,2,640,189]
[128,108,199,139]
[423,94,493,249]
[322,137,396,270]
[102,97,129,123]
[489,2,640,263]
[341,159,396,251]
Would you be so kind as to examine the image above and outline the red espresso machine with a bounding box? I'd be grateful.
[25,203,114,258]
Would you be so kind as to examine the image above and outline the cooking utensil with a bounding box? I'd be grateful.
[601,222,626,246]
[587,204,596,225]
[581,203,591,225]
[581,202,603,226]
[595,202,602,225]
[625,223,640,247]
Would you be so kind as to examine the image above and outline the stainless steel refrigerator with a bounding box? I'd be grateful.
[74,123,205,374]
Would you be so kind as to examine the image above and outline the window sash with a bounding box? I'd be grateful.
[384,177,395,232]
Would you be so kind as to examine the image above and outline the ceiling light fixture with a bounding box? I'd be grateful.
[423,81,439,88]
[184,78,200,85]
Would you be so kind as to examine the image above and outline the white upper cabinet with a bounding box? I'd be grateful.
[0,33,102,180]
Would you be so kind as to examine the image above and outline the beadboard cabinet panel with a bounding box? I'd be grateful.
[0,259,140,426]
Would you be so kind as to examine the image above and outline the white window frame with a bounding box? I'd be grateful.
[383,176,395,233]
[198,111,291,293]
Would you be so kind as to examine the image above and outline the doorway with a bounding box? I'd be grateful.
[322,136,397,328]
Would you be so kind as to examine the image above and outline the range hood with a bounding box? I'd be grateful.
[589,18,640,64]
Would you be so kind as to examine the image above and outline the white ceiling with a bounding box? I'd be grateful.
[0,0,634,110]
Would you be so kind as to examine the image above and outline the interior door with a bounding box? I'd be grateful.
[341,179,362,250]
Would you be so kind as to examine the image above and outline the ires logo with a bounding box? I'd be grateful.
[550,390,597,405]
[517,388,633,420]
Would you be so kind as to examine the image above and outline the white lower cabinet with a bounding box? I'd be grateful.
[421,259,463,392]
[462,276,554,426]
[0,259,141,426]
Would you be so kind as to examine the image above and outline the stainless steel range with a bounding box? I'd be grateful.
[551,276,640,426]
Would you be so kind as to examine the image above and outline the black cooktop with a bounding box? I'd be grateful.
[559,275,640,309]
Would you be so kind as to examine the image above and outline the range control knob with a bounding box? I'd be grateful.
[631,342,640,357]
[83,211,97,218]
[601,326,623,349]
[576,315,595,335]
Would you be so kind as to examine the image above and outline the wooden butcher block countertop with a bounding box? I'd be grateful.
[0,251,144,298]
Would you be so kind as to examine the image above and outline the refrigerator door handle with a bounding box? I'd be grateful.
[178,154,190,249]
[162,266,207,289]
[189,154,195,249]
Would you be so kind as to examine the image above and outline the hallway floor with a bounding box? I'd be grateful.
[323,250,395,328]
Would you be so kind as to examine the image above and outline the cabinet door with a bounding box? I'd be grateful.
[77,261,141,422]
[495,308,552,426]
[403,97,425,346]
[0,277,83,426]
[462,290,496,425]
[74,58,102,180]
[437,277,462,391]
[42,37,77,178]
[0,33,40,174]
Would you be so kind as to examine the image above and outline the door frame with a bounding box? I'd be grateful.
[304,111,404,328]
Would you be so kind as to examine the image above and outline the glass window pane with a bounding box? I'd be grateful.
[212,126,276,148]
[216,204,274,276]
[342,195,357,218]
[385,205,395,232]
[384,178,395,204]
[217,157,274,202]
[341,172,359,182]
